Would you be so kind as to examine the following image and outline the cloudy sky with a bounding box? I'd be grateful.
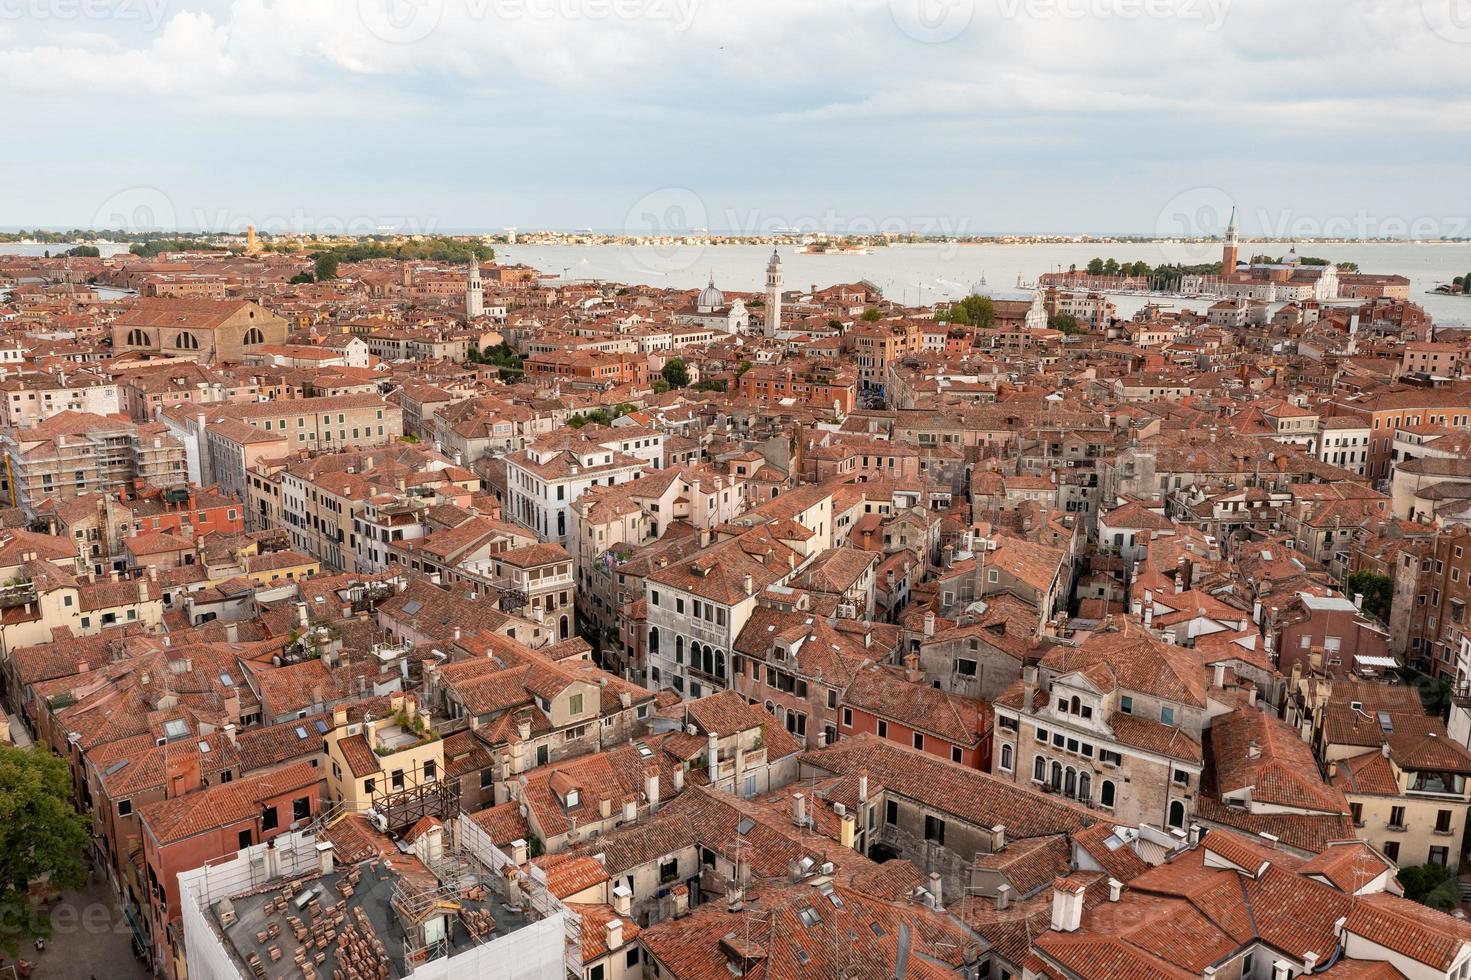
[4,0,1470,236]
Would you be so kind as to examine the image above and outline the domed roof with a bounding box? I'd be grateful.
[768,247,782,267]
[697,276,725,310]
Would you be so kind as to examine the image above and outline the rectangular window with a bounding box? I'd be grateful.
[912,732,925,750]
[885,800,898,825]
[877,720,888,738]
[924,815,945,844]
[260,806,279,831]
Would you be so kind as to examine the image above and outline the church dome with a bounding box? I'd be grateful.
[697,277,725,310]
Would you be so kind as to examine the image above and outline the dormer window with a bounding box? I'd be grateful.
[566,789,580,808]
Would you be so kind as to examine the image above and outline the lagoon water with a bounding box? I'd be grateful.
[496,241,1471,324]
[5,240,1468,323]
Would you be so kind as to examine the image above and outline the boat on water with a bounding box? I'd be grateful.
[795,244,871,255]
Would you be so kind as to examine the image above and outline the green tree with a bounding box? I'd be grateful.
[651,379,671,394]
[954,294,995,328]
[288,272,314,284]
[0,747,89,950]
[1346,570,1393,622]
[314,252,341,281]
[860,307,882,322]
[662,358,689,388]
[1102,258,1120,277]
[1049,312,1082,335]
[1086,257,1104,276]
[736,361,754,378]
[63,245,100,258]
[1399,862,1459,910]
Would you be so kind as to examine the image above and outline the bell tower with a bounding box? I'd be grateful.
[1221,207,1239,275]
[466,254,484,319]
[764,248,783,337]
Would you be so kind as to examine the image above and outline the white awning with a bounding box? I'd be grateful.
[1354,655,1399,668]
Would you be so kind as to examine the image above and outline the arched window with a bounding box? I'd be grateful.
[559,615,569,640]
[1070,695,1081,715]
[1168,800,1186,830]
[126,329,148,347]
[715,650,726,678]
[1000,744,1014,771]
[675,635,684,664]
[1064,767,1077,797]
[175,331,199,350]
[764,700,776,715]
[1101,780,1116,809]
[1033,756,1045,782]
[1050,761,1063,791]
[648,627,659,654]
[242,327,264,346]
[1078,772,1092,802]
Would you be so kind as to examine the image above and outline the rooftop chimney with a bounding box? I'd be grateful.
[644,765,660,814]
[1050,882,1085,932]
[792,792,807,828]
[612,883,632,917]
[995,884,1011,911]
